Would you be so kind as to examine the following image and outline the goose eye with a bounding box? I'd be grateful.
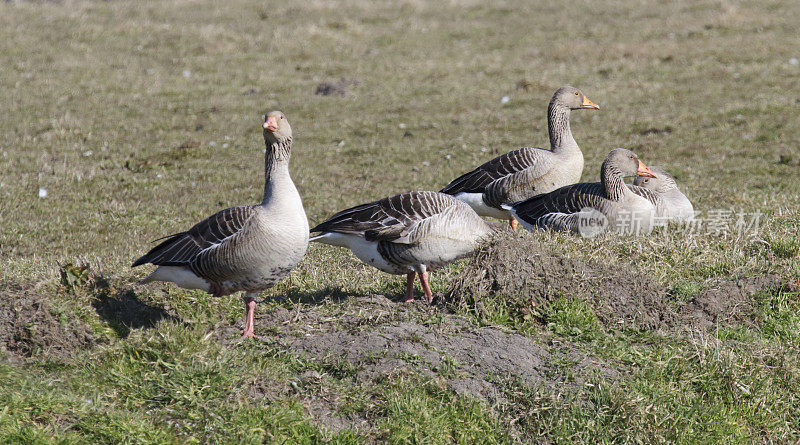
[574,91,579,95]
[280,116,284,119]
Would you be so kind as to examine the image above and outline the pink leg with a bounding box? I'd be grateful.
[403,272,416,302]
[241,294,257,338]
[419,271,433,304]
[509,217,519,231]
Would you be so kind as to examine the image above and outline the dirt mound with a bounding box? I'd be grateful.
[681,274,786,330]
[315,77,359,96]
[0,288,96,362]
[447,234,676,331]
[447,235,791,333]
[219,294,618,433]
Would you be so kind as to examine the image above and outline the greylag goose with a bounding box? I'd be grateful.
[504,148,657,236]
[132,111,309,337]
[632,166,694,221]
[309,191,494,303]
[441,86,599,229]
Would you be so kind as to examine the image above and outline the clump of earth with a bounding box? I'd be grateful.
[447,233,789,333]
[0,287,96,362]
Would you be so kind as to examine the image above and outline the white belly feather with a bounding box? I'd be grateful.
[310,232,407,275]
[453,192,509,219]
[141,266,210,292]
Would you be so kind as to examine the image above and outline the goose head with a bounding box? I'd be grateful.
[263,110,292,144]
[551,86,599,110]
[605,148,656,178]
[633,166,678,192]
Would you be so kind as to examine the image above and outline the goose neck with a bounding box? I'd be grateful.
[548,102,577,152]
[601,163,627,202]
[262,137,292,203]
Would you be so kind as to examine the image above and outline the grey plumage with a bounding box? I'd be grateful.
[310,191,494,302]
[441,86,599,219]
[632,166,694,221]
[506,148,658,236]
[132,111,308,336]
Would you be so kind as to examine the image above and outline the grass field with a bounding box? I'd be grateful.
[2,0,800,442]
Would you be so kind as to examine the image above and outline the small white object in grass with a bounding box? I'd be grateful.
[137,45,143,51]
[182,69,192,78]
[38,187,47,198]
[338,140,345,147]
[83,150,93,157]
[398,123,407,129]
[790,58,799,66]
[501,96,510,104]
[480,147,489,153]
[157,174,163,178]
[222,143,229,148]
[422,161,430,167]
[444,154,451,160]
[736,114,744,120]
[209,141,216,147]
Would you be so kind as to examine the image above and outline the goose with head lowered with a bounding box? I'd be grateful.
[632,166,694,222]
[441,86,599,229]
[310,191,495,303]
[504,148,658,236]
[132,111,309,338]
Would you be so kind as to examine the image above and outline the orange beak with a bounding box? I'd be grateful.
[262,116,279,132]
[636,159,656,178]
[581,96,600,110]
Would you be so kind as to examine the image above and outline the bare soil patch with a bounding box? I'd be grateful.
[315,78,359,96]
[219,294,617,434]
[0,286,96,362]
[447,234,791,333]
[680,274,787,330]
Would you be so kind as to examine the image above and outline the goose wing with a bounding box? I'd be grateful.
[508,182,608,224]
[132,205,257,269]
[440,147,551,196]
[310,191,458,244]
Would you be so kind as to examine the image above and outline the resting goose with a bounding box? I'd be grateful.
[632,166,694,222]
[310,191,494,303]
[441,86,599,229]
[504,148,657,236]
[132,111,309,338]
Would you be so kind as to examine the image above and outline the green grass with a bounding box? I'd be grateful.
[2,0,800,442]
[543,297,603,342]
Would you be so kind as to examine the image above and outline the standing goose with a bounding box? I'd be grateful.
[441,86,599,229]
[132,111,309,338]
[504,148,657,236]
[632,166,694,222]
[310,191,494,303]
